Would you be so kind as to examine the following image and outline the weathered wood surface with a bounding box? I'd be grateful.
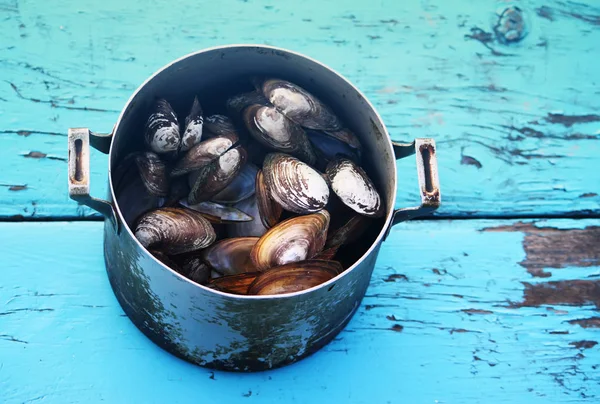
[0,0,599,219]
[1,220,598,403]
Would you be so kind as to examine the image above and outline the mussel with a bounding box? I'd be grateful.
[262,153,329,214]
[134,207,216,255]
[307,129,360,167]
[250,210,330,270]
[134,152,170,197]
[144,99,180,154]
[227,194,269,238]
[180,200,253,223]
[171,134,238,177]
[202,237,259,276]
[248,260,342,295]
[243,104,316,165]
[212,163,258,204]
[326,158,383,217]
[188,145,247,204]
[259,78,342,131]
[180,256,211,284]
[255,169,282,227]
[179,96,204,152]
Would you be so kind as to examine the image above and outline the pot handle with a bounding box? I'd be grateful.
[68,127,119,231]
[384,138,441,238]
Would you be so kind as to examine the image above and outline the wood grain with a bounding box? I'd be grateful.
[0,0,599,219]
[1,220,598,403]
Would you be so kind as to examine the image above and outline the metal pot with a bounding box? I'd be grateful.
[67,45,441,372]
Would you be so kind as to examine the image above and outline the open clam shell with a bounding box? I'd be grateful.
[187,145,248,204]
[181,96,204,152]
[202,237,259,276]
[247,260,342,295]
[250,210,330,270]
[260,78,342,131]
[171,133,238,177]
[326,158,384,218]
[262,153,329,214]
[255,169,282,227]
[243,104,316,165]
[134,207,216,255]
[144,98,180,154]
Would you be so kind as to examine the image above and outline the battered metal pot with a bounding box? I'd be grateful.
[67,45,441,372]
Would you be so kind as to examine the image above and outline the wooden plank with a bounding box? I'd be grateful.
[0,0,599,219]
[1,220,598,403]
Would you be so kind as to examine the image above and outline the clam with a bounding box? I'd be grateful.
[259,78,341,131]
[188,145,248,204]
[162,176,190,207]
[226,90,269,118]
[255,169,282,227]
[180,200,253,223]
[134,152,170,197]
[212,163,258,204]
[202,237,259,276]
[171,134,238,177]
[248,260,342,295]
[326,214,371,248]
[323,128,362,152]
[262,153,329,214]
[180,96,204,152]
[208,272,260,295]
[313,246,339,261]
[204,114,238,138]
[144,99,180,154]
[243,104,316,165]
[150,250,182,272]
[227,194,269,238]
[250,210,330,270]
[134,207,216,255]
[326,158,383,218]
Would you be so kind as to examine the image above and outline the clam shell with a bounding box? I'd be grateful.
[255,169,282,227]
[181,257,210,284]
[323,128,362,151]
[171,133,238,177]
[306,129,360,167]
[262,153,329,214]
[150,250,182,272]
[180,200,253,223]
[326,158,383,218]
[144,99,180,154]
[260,79,342,131]
[212,163,258,204]
[114,157,160,229]
[247,260,342,295]
[202,237,259,276]
[243,104,316,165]
[227,195,269,238]
[208,272,261,295]
[134,207,216,255]
[134,152,169,197]
[188,145,248,204]
[313,245,339,261]
[181,96,204,152]
[250,210,330,270]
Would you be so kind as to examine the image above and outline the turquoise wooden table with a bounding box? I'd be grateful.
[1,0,599,402]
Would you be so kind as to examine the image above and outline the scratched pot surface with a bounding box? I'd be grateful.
[0,0,599,218]
[1,220,599,403]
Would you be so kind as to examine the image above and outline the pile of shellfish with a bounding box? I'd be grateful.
[114,77,384,295]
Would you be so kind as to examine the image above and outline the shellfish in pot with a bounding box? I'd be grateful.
[227,194,269,238]
[171,133,238,177]
[250,210,330,271]
[134,207,216,255]
[144,98,180,154]
[180,96,204,152]
[180,200,253,224]
[208,272,260,295]
[211,163,258,204]
[247,260,342,295]
[262,153,329,214]
[255,169,282,227]
[202,237,259,276]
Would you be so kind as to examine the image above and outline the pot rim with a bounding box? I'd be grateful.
[108,44,397,299]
